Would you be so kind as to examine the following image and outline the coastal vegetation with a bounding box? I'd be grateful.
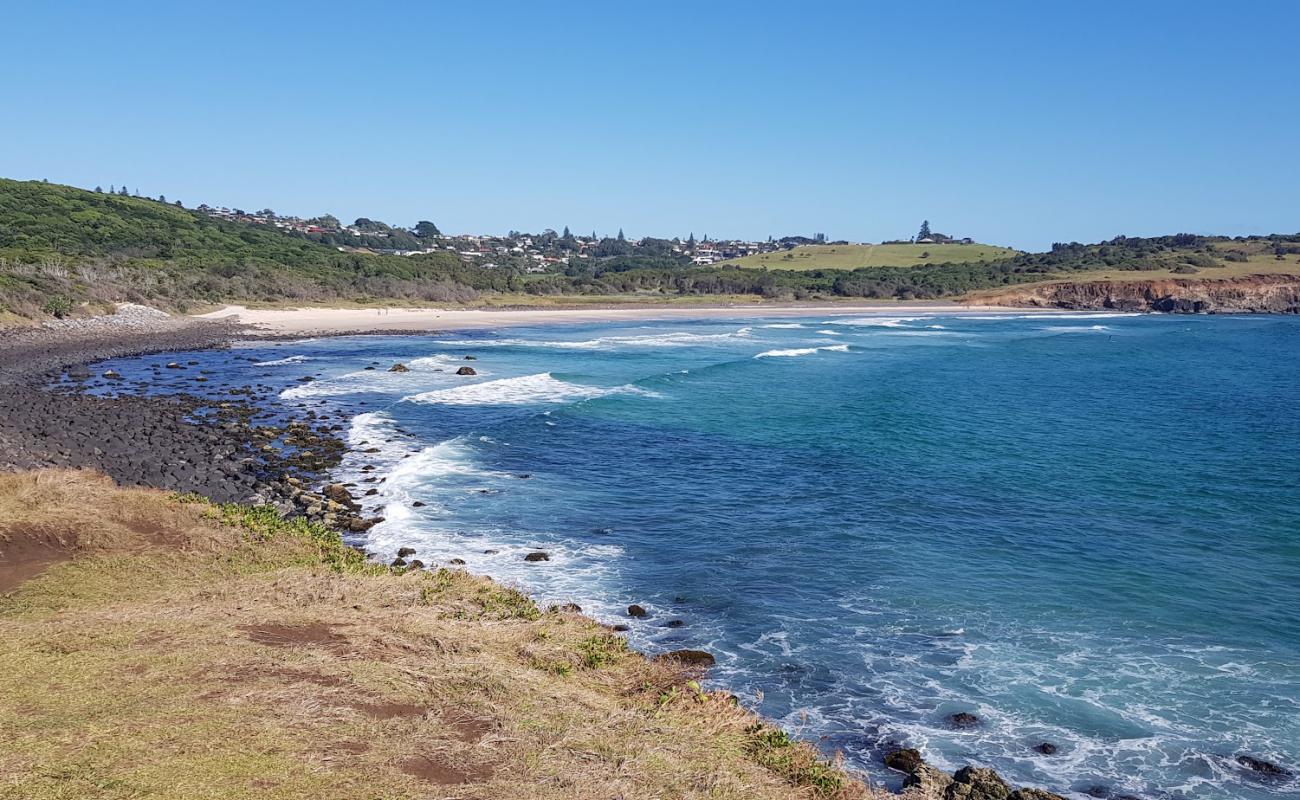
[0,469,876,799]
[2,177,1299,320]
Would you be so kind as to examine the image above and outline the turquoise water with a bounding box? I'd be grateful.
[97,312,1300,798]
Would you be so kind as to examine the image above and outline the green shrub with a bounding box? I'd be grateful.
[42,294,74,318]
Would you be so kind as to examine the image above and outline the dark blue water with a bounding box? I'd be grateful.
[92,312,1300,798]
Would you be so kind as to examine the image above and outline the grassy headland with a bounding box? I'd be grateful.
[718,243,1020,271]
[0,470,874,800]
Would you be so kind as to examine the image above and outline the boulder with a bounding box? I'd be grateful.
[612,624,631,632]
[553,602,582,613]
[396,547,417,558]
[627,604,648,617]
[456,366,477,376]
[448,558,466,565]
[407,559,425,569]
[946,766,1011,800]
[464,355,477,360]
[1032,743,1057,755]
[388,363,410,373]
[1008,789,1068,800]
[884,747,924,774]
[654,649,715,667]
[905,764,953,796]
[523,551,550,562]
[666,619,685,628]
[102,370,122,379]
[946,711,981,729]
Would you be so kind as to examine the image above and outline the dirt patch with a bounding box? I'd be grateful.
[446,715,494,742]
[0,534,67,593]
[239,623,345,651]
[400,754,493,785]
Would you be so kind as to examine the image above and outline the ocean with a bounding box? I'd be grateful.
[91,312,1300,798]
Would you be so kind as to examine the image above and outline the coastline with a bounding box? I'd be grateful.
[195,301,1054,335]
[0,310,1132,799]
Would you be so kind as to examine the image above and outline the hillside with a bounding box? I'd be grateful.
[3,178,1300,317]
[0,470,876,800]
[0,179,502,318]
[719,242,1020,271]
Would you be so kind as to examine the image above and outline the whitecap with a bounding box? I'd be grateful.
[754,344,851,358]
[253,354,312,366]
[761,323,807,329]
[402,372,654,406]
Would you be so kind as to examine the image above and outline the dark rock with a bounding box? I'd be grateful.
[407,559,425,569]
[1236,754,1292,777]
[1033,742,1058,755]
[482,549,499,555]
[612,624,631,632]
[448,558,466,565]
[412,501,426,507]
[666,619,685,628]
[884,747,924,774]
[364,488,378,496]
[946,711,981,729]
[102,370,122,379]
[455,366,476,376]
[391,557,407,567]
[1008,790,1069,800]
[463,355,476,360]
[947,766,1011,800]
[297,376,313,382]
[388,363,410,373]
[654,649,716,667]
[523,551,549,562]
[627,604,647,617]
[553,602,582,613]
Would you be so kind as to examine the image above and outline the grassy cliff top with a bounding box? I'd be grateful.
[0,470,875,800]
[719,243,1020,271]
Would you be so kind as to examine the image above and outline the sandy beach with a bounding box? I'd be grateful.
[196,302,1040,334]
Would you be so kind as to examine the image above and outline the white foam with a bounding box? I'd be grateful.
[754,344,851,358]
[1043,325,1110,333]
[761,323,807,329]
[403,372,654,406]
[821,316,923,328]
[253,354,312,366]
[428,328,754,351]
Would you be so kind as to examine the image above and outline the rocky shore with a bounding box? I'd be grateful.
[973,274,1300,313]
[10,308,1287,799]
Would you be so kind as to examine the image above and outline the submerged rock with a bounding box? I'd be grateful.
[388,363,410,373]
[1236,754,1292,777]
[627,604,647,617]
[523,551,549,562]
[946,711,981,729]
[1033,742,1058,755]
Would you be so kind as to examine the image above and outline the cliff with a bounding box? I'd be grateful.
[971,275,1300,313]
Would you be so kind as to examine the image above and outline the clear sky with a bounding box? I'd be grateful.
[3,0,1297,250]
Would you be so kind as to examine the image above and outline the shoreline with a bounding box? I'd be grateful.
[195,301,1062,335]
[0,312,1141,799]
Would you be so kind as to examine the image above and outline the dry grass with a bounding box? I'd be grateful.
[0,470,881,800]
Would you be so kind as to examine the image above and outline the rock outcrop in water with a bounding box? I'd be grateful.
[973,275,1300,313]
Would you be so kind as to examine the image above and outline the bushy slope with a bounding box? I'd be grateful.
[0,179,504,316]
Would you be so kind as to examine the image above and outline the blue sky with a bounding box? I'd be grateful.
[3,0,1297,250]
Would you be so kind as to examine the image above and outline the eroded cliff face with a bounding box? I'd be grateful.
[971,275,1300,313]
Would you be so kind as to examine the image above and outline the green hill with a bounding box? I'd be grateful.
[720,242,1020,271]
[0,179,502,318]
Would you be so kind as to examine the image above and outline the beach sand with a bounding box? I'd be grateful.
[195,302,1038,334]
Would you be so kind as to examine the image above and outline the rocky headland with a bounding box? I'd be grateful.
[972,275,1300,313]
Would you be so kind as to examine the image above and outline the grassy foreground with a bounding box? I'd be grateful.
[719,243,1020,271]
[0,470,879,800]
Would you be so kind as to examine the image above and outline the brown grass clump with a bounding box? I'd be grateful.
[0,469,882,800]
